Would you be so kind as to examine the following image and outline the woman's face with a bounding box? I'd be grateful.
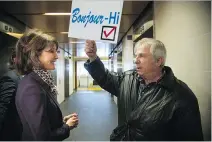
[39,44,58,70]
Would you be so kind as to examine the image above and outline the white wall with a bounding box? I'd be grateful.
[56,48,65,104]
[154,1,211,140]
[69,58,74,95]
[122,27,134,72]
[112,52,118,104]
[72,43,76,91]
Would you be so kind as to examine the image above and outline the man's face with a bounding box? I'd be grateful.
[135,45,159,77]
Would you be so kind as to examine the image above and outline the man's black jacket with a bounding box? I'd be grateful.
[84,57,203,141]
[0,70,22,140]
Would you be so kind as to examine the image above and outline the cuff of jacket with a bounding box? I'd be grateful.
[84,56,101,70]
[63,123,71,131]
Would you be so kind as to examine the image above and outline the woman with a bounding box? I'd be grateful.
[15,29,78,141]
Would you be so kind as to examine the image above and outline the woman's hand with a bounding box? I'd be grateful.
[63,113,78,122]
[65,113,79,129]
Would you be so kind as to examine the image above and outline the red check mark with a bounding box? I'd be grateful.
[103,26,116,38]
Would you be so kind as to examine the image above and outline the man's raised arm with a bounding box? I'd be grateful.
[84,40,123,96]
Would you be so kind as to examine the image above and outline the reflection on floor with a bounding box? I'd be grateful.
[60,90,118,141]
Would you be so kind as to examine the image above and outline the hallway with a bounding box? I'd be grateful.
[60,90,118,141]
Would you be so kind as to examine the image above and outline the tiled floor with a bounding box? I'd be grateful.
[60,90,118,141]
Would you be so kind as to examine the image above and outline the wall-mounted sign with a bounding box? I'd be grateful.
[0,21,14,33]
[133,20,153,40]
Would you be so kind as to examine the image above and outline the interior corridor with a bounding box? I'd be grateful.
[60,90,118,141]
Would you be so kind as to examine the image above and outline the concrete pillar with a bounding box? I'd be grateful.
[56,44,65,104]
[122,27,134,71]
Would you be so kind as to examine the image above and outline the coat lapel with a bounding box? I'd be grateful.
[30,72,61,109]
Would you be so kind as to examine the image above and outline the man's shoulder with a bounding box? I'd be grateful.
[1,70,15,78]
[0,70,19,85]
[0,71,18,95]
[175,79,195,96]
[174,79,198,107]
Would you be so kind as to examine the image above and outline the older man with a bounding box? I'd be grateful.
[84,38,203,141]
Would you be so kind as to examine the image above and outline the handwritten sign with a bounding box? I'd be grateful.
[68,0,123,44]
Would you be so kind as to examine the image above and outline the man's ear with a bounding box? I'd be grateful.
[13,57,17,63]
[156,57,164,67]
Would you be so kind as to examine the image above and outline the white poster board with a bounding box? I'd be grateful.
[68,0,123,44]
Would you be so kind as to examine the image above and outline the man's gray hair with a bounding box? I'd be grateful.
[134,38,167,67]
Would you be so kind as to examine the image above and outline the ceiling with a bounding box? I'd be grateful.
[0,1,149,45]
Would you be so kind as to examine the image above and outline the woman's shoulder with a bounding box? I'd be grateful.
[18,72,48,94]
[20,72,39,85]
[16,72,46,107]
[18,72,45,93]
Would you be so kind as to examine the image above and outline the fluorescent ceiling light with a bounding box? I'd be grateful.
[6,32,69,39]
[6,32,23,38]
[69,41,103,44]
[69,41,84,44]
[43,13,71,16]
[60,32,68,34]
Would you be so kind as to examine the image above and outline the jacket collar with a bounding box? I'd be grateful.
[158,66,176,90]
[29,72,51,91]
[136,66,176,90]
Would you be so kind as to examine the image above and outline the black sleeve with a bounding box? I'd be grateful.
[171,104,204,141]
[50,123,70,141]
[0,76,16,131]
[17,83,70,140]
[84,57,123,97]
